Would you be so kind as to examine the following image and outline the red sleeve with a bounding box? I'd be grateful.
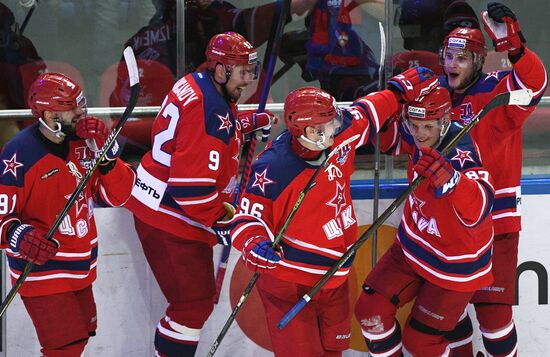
[94,159,136,207]
[231,191,276,251]
[166,96,230,227]
[448,168,494,227]
[348,89,401,148]
[500,48,548,131]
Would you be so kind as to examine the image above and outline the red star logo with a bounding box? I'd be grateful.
[410,194,427,217]
[451,148,474,168]
[485,71,500,82]
[217,113,233,134]
[326,182,347,216]
[2,153,23,179]
[251,168,274,194]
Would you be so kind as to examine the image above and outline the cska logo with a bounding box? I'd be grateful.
[336,144,351,165]
[459,103,474,124]
[336,30,349,48]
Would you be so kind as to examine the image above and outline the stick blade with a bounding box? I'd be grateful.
[123,47,139,87]
[508,89,533,106]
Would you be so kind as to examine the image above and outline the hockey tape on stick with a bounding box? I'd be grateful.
[207,134,360,356]
[277,88,534,330]
[0,47,140,318]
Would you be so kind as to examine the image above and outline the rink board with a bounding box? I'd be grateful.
[3,177,550,356]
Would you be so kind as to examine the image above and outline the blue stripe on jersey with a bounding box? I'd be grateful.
[0,124,50,187]
[166,184,216,199]
[350,102,376,143]
[398,225,491,276]
[246,132,314,200]
[193,72,237,145]
[477,180,495,223]
[8,246,98,273]
[493,195,517,211]
[160,193,184,211]
[279,240,355,268]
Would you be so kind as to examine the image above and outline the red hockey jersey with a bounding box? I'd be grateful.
[231,90,399,289]
[441,48,547,235]
[126,72,241,245]
[0,125,135,297]
[381,120,495,292]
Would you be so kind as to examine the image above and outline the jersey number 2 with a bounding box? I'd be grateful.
[152,101,179,166]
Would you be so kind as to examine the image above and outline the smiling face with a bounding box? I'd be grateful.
[407,117,446,148]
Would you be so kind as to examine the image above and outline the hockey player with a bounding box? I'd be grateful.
[228,66,439,356]
[354,86,495,357]
[0,73,135,356]
[440,3,547,356]
[124,32,275,357]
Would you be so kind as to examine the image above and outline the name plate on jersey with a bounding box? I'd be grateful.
[131,164,167,210]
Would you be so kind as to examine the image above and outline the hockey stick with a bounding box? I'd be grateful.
[19,0,38,35]
[277,88,534,329]
[207,134,361,357]
[0,47,140,318]
[212,0,289,303]
[372,22,386,268]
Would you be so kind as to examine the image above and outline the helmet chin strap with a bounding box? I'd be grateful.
[38,117,66,138]
[299,132,329,150]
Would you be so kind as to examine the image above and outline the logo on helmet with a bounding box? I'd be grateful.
[448,37,467,49]
[408,106,426,118]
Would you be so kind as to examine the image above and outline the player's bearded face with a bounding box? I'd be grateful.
[225,64,258,101]
[56,103,87,135]
[407,118,442,148]
[443,48,476,91]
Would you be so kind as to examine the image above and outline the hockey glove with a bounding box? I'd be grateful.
[242,236,282,273]
[238,110,278,142]
[414,147,461,198]
[387,67,439,103]
[482,2,526,55]
[8,223,59,265]
[211,202,236,246]
[75,116,121,174]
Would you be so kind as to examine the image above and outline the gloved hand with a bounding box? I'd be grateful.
[8,223,59,265]
[387,67,439,103]
[211,202,236,246]
[75,116,121,173]
[414,147,461,198]
[242,236,282,273]
[238,110,278,142]
[482,2,526,54]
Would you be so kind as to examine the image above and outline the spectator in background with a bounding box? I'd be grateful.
[302,0,381,101]
[0,2,46,148]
